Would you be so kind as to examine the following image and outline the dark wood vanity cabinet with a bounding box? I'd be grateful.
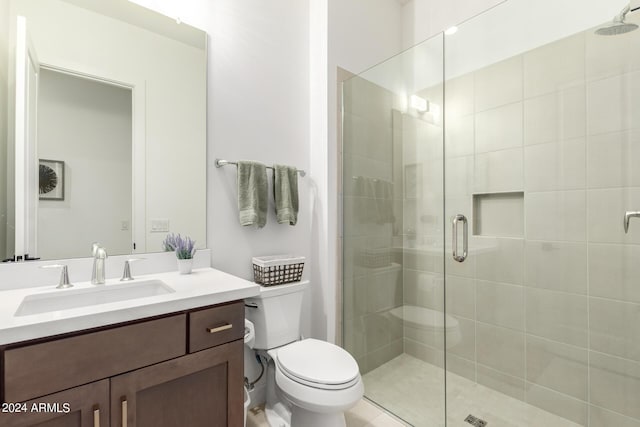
[0,380,109,427]
[112,340,243,427]
[0,300,245,427]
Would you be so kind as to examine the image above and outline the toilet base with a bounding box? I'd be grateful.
[264,355,292,427]
[265,402,291,427]
[265,400,347,427]
[291,406,346,427]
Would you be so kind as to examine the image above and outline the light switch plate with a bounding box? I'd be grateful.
[150,219,170,232]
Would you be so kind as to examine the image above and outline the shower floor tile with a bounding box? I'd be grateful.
[363,354,584,427]
[247,399,405,427]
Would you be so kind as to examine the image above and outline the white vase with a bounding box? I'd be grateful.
[177,258,194,274]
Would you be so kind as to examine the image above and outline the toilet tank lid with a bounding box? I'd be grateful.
[276,338,359,386]
[250,280,309,299]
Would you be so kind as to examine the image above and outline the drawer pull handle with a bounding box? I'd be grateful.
[207,323,233,334]
[121,398,128,427]
[93,406,100,427]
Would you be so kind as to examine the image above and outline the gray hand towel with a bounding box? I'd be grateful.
[237,161,268,228]
[374,179,394,224]
[356,176,378,224]
[273,164,299,225]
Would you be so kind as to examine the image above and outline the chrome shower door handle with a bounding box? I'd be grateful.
[452,214,468,263]
[624,211,640,233]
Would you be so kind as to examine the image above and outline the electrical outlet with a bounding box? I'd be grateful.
[150,219,170,232]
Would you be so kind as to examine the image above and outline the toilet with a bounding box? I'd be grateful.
[245,281,363,427]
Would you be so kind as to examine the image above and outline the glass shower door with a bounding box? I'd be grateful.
[444,0,640,426]
[343,0,640,425]
[342,33,446,426]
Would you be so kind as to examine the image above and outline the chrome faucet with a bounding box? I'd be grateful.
[91,243,108,285]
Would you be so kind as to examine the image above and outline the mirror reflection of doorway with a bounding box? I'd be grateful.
[37,68,132,260]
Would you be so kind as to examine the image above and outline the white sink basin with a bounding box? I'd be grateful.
[14,280,175,316]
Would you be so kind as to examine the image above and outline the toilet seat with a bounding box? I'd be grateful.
[275,339,360,390]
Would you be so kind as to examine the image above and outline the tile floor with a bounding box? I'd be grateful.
[247,399,406,427]
[247,353,585,427]
[363,354,584,427]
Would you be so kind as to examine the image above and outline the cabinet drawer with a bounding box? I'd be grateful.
[189,301,244,352]
[4,315,186,403]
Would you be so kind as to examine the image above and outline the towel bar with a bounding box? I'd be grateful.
[215,159,306,177]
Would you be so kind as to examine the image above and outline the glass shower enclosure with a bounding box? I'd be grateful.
[342,0,640,425]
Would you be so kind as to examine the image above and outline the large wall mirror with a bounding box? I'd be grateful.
[0,0,207,261]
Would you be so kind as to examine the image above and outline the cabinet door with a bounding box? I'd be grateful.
[0,379,109,427]
[111,340,243,427]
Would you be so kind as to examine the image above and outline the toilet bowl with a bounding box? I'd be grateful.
[245,281,363,427]
[268,339,363,427]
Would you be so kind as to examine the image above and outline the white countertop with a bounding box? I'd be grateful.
[0,268,260,345]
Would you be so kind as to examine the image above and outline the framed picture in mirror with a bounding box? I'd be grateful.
[39,159,65,201]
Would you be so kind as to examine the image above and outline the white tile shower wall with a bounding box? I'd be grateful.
[435,24,640,426]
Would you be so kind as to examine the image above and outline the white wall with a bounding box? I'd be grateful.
[402,0,505,49]
[329,0,404,75]
[133,0,314,335]
[37,69,132,259]
[309,0,330,341]
[13,0,206,256]
[0,0,9,260]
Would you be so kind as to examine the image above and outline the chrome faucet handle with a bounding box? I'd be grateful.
[121,258,145,281]
[41,264,73,289]
[624,211,640,233]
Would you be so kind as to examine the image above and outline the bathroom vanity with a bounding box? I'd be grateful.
[0,268,259,427]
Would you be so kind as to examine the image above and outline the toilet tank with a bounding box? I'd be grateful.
[245,280,309,350]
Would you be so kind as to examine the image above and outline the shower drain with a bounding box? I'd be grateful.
[465,414,488,427]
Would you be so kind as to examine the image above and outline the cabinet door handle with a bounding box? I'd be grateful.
[93,405,100,427]
[121,398,128,427]
[207,323,233,334]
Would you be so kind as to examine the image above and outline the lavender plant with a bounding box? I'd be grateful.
[162,233,196,259]
[162,233,178,252]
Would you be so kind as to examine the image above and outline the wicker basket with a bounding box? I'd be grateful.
[252,255,305,286]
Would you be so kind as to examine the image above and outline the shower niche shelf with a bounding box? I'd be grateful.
[472,192,524,238]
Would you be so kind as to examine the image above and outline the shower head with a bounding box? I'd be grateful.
[596,4,639,35]
[595,21,639,36]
